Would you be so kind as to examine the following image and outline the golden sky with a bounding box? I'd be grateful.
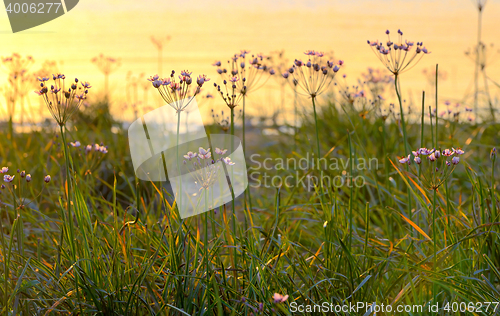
[1,0,499,121]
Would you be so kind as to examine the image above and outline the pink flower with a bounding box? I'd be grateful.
[398,155,410,164]
[0,167,8,174]
[452,156,460,165]
[453,148,465,155]
[198,147,212,160]
[184,151,197,160]
[215,148,227,155]
[273,293,289,304]
[223,157,235,166]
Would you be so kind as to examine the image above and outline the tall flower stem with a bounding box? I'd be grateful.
[59,124,82,314]
[312,96,325,209]
[474,6,482,115]
[432,187,437,299]
[230,107,238,288]
[394,73,413,223]
[242,95,253,215]
[435,64,439,147]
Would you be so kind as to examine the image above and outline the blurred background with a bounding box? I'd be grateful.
[0,0,499,123]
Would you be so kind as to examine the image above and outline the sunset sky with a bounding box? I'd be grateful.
[1,0,499,121]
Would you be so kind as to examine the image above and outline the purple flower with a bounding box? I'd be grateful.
[198,147,212,160]
[452,156,460,165]
[414,156,421,164]
[184,151,197,160]
[427,153,437,162]
[282,72,289,79]
[26,174,31,182]
[44,175,51,183]
[453,148,465,155]
[4,175,15,182]
[0,167,8,174]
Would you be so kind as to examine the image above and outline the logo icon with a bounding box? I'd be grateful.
[128,98,248,219]
[4,0,79,33]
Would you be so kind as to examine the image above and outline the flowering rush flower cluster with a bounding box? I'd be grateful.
[148,70,209,113]
[367,29,430,75]
[35,74,91,126]
[213,50,274,97]
[399,147,464,190]
[437,101,474,122]
[0,167,50,188]
[183,147,234,191]
[70,141,108,154]
[282,50,342,98]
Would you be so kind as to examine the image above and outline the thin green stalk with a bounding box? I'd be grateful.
[311,96,326,209]
[230,106,237,289]
[348,131,354,253]
[395,73,413,226]
[59,124,82,315]
[435,64,438,147]
[432,186,437,300]
[394,73,409,156]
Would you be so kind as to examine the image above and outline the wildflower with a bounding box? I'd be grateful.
[20,170,25,178]
[442,148,454,156]
[368,30,430,75]
[3,175,14,182]
[85,145,92,154]
[491,147,497,161]
[452,156,460,165]
[414,156,422,164]
[223,157,235,165]
[215,148,227,155]
[26,174,31,182]
[70,141,81,147]
[213,50,273,105]
[0,185,4,190]
[184,148,233,191]
[44,175,51,183]
[453,148,465,155]
[398,155,410,164]
[427,153,437,162]
[198,147,212,160]
[148,70,208,112]
[272,293,289,304]
[212,109,231,132]
[184,151,197,160]
[0,167,8,174]
[285,51,341,98]
[35,75,90,126]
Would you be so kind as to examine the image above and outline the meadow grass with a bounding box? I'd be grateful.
[0,33,499,315]
[0,82,499,315]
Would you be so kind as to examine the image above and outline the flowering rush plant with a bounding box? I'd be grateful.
[35,74,91,126]
[398,147,465,190]
[148,70,209,112]
[282,50,341,98]
[367,29,430,75]
[183,147,235,191]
